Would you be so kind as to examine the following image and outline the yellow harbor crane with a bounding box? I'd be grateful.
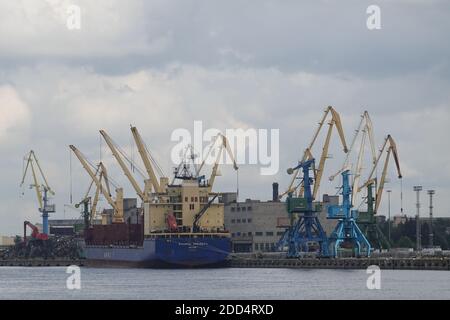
[70,145,124,223]
[20,150,55,235]
[75,162,111,227]
[280,106,348,200]
[355,134,402,249]
[359,134,402,213]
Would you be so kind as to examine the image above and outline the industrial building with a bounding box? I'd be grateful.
[223,186,339,253]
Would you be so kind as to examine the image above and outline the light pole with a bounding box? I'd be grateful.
[387,190,392,245]
[413,186,422,252]
[427,190,435,248]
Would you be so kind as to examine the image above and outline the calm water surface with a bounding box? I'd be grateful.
[0,267,449,300]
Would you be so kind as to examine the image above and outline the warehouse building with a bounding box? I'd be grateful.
[223,185,339,253]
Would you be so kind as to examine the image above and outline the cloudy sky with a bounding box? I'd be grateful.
[1,0,449,235]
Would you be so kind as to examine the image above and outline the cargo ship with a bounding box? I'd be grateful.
[71,129,236,268]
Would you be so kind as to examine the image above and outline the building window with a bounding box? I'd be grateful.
[231,233,235,237]
[231,207,235,212]
[237,232,241,236]
[248,232,252,236]
[185,197,188,202]
[237,219,241,223]
[237,207,241,212]
[231,219,235,223]
[277,231,284,236]
[255,232,263,236]
[266,231,274,236]
[247,207,252,211]
[247,218,252,223]
[195,197,198,202]
[242,207,246,211]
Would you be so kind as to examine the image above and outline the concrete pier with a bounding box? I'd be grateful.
[0,259,85,267]
[227,257,450,271]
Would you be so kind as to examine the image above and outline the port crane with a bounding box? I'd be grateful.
[359,134,402,213]
[20,150,55,235]
[357,135,402,248]
[327,170,372,257]
[277,159,330,257]
[196,133,239,193]
[70,145,124,223]
[329,110,377,204]
[75,162,111,228]
[280,106,348,200]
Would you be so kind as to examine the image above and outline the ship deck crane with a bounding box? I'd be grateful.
[192,194,219,233]
[70,145,124,223]
[100,130,150,202]
[20,150,55,235]
[130,126,166,195]
[196,133,239,193]
[280,106,348,200]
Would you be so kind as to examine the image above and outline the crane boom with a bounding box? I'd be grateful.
[20,150,55,210]
[329,111,376,182]
[69,145,124,223]
[197,134,238,193]
[100,130,146,201]
[130,126,162,194]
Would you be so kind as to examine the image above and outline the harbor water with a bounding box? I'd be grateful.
[0,267,449,300]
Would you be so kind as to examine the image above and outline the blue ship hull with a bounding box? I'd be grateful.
[83,234,231,268]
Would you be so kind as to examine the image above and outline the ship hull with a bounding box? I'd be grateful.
[82,234,231,268]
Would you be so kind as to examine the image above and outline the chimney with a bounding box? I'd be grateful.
[272,182,279,202]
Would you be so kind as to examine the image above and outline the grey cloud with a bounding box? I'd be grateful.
[0,1,449,235]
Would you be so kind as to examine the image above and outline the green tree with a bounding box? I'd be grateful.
[396,236,414,248]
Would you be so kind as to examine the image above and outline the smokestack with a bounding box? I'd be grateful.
[272,182,279,202]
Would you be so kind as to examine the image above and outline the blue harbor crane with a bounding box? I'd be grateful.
[277,159,330,257]
[327,170,371,257]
